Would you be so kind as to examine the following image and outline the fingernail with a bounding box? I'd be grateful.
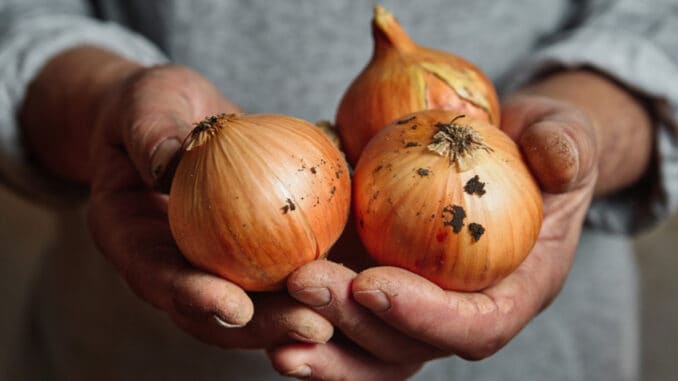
[212,314,246,328]
[285,365,312,379]
[353,290,391,312]
[173,291,250,328]
[292,287,331,307]
[151,138,181,192]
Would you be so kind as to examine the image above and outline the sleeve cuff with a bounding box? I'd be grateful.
[505,28,678,234]
[0,14,168,205]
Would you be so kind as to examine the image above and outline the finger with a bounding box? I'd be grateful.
[500,96,560,140]
[351,248,570,361]
[520,117,597,193]
[100,65,241,192]
[172,293,334,349]
[520,120,581,192]
[353,266,513,360]
[501,96,598,193]
[288,260,444,363]
[268,342,421,381]
[103,67,193,188]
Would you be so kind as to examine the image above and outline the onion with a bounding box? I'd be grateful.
[169,113,351,291]
[336,5,500,165]
[353,110,542,291]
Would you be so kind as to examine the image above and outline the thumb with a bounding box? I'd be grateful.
[104,66,240,193]
[129,113,191,193]
[502,96,598,194]
[120,105,195,193]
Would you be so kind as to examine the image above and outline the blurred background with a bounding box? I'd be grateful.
[1,184,677,379]
[635,212,678,380]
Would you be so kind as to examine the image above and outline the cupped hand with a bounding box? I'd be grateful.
[268,95,599,380]
[86,65,333,350]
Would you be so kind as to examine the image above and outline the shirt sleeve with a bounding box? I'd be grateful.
[0,1,167,205]
[506,0,678,235]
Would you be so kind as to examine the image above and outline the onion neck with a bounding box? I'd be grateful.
[427,115,493,168]
[184,113,230,151]
[372,5,416,56]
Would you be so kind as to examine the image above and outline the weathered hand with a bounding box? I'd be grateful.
[268,95,599,380]
[86,64,333,350]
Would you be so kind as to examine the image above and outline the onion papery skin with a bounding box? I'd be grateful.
[353,110,542,291]
[169,114,351,291]
[336,5,500,165]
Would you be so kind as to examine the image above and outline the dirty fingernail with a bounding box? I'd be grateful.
[286,365,312,379]
[213,314,246,328]
[353,290,391,312]
[151,138,181,192]
[292,287,331,307]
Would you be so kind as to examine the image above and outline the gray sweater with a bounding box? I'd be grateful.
[1,1,677,380]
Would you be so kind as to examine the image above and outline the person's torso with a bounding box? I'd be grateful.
[92,0,575,121]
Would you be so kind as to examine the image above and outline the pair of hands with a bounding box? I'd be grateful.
[86,64,598,380]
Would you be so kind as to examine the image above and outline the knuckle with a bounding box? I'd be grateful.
[342,315,373,340]
[452,295,513,361]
